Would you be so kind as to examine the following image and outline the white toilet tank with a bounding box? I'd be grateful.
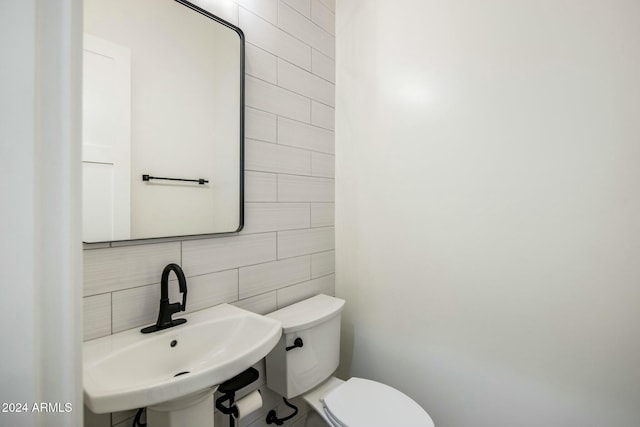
[265,294,345,398]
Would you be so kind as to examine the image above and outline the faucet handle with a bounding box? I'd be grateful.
[169,302,182,315]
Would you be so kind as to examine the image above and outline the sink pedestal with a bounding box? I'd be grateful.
[147,387,217,427]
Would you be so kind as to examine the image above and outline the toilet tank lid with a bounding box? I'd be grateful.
[267,294,345,333]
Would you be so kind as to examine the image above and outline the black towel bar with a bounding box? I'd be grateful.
[142,174,208,185]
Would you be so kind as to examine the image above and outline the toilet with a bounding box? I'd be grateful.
[265,294,435,427]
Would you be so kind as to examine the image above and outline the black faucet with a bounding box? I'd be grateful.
[141,263,188,334]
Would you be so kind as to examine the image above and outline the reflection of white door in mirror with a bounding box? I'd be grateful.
[82,34,131,242]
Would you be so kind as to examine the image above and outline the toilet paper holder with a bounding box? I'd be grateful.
[216,367,260,427]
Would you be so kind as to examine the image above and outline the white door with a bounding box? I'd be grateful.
[82,34,131,241]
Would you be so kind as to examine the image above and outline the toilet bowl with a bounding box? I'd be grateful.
[265,294,435,427]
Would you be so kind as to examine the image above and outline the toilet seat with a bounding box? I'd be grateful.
[320,378,434,427]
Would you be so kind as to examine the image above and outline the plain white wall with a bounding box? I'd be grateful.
[0,0,83,426]
[335,1,640,426]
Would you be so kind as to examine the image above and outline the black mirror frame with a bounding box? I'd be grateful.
[175,0,245,235]
[84,1,245,243]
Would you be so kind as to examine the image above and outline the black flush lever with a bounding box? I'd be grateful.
[285,337,303,351]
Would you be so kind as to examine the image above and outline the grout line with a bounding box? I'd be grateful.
[310,102,336,131]
[184,266,243,281]
[310,248,335,255]
[235,289,277,302]
[276,49,280,84]
[247,64,336,110]
[278,1,336,50]
[246,167,317,178]
[246,40,278,61]
[242,271,315,301]
[245,201,312,205]
[278,54,336,87]
[277,114,335,140]
[310,151,315,176]
[82,289,114,298]
[238,5,278,28]
[271,171,335,180]
[246,105,277,120]
[248,104,334,134]
[246,136,309,152]
[242,226,334,245]
[246,76,314,124]
[311,0,337,36]
[316,0,336,14]
[311,222,335,229]
[243,2,335,57]
[110,291,114,335]
[240,7,314,71]
[183,257,288,280]
[275,107,279,143]
[310,57,337,86]
[236,268,240,301]
[247,169,278,177]
[274,75,335,110]
[274,272,335,293]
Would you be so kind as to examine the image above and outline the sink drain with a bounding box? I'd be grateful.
[174,371,190,377]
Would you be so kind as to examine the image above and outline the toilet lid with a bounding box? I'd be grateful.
[321,378,435,427]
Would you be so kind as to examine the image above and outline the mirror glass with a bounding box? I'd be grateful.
[82,0,243,243]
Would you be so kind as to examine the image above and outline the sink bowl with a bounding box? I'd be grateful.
[83,304,282,414]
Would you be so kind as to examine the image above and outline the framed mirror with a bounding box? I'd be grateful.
[82,0,244,243]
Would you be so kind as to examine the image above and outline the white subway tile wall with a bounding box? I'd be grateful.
[317,0,334,13]
[243,203,311,234]
[311,100,335,130]
[246,107,277,142]
[311,203,334,228]
[277,174,334,202]
[278,116,334,153]
[311,0,334,35]
[311,49,335,83]
[83,1,334,426]
[311,250,335,278]
[245,139,312,175]
[246,171,278,202]
[282,0,311,18]
[311,151,335,178]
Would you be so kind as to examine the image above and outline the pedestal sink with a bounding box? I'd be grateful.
[83,304,282,426]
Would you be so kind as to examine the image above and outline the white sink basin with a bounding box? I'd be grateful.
[83,304,282,414]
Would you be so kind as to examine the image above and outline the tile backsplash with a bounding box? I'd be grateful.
[83,1,335,426]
